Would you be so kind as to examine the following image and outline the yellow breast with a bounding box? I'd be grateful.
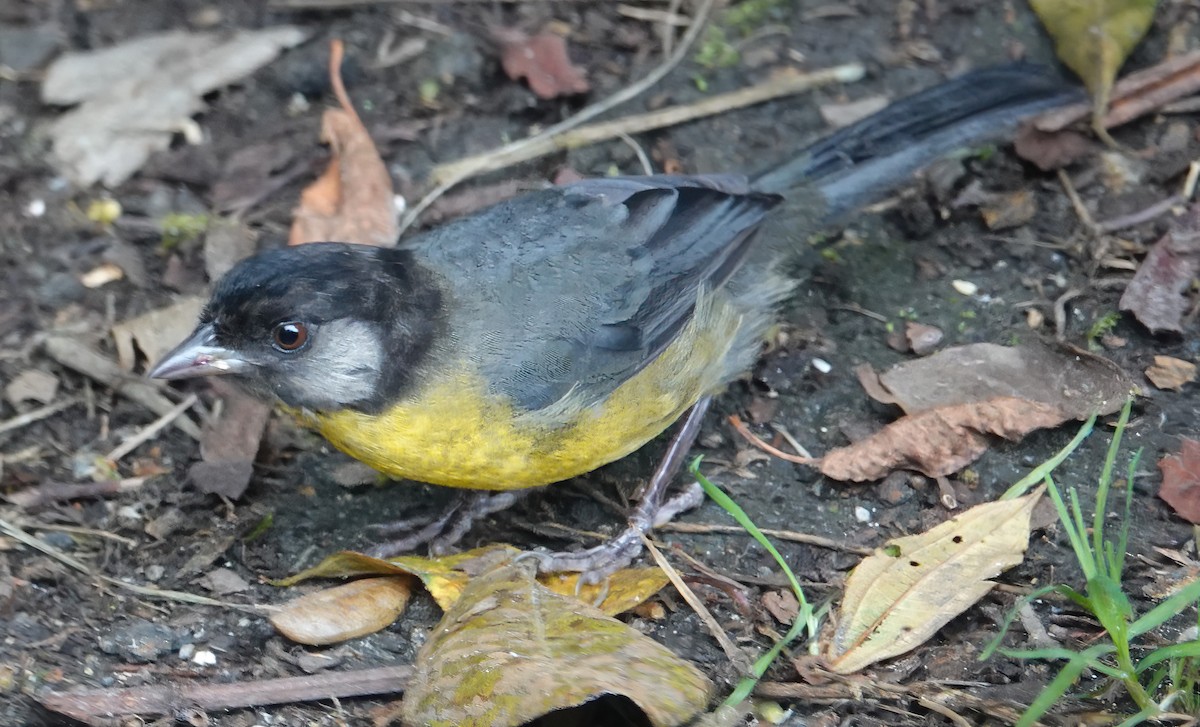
[300,295,746,490]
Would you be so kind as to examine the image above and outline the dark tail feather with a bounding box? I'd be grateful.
[749,64,1085,218]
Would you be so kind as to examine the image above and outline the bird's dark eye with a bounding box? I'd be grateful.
[272,322,309,352]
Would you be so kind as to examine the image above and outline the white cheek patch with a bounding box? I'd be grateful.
[292,319,384,406]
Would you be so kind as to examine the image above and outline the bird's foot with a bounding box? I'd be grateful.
[528,480,705,582]
[530,396,713,583]
[367,489,531,558]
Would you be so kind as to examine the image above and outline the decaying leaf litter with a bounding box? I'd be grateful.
[2,0,1200,724]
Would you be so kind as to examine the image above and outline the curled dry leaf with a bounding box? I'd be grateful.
[42,27,307,186]
[1120,202,1200,334]
[816,397,1069,482]
[271,576,414,645]
[826,489,1042,673]
[496,28,590,100]
[111,296,207,372]
[862,341,1132,420]
[189,378,271,500]
[1013,125,1096,171]
[1145,355,1197,391]
[289,39,398,247]
[275,546,668,617]
[1159,439,1200,525]
[401,560,711,727]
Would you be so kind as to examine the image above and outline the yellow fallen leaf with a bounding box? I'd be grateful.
[826,489,1043,673]
[402,560,711,727]
[270,576,414,645]
[277,545,667,616]
[1030,0,1158,142]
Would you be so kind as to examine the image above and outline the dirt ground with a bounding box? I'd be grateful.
[2,0,1199,725]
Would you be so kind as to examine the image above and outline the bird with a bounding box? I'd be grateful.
[151,64,1081,575]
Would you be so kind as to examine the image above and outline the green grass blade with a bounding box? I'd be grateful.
[1092,400,1132,570]
[1135,640,1200,675]
[980,584,1065,660]
[1015,645,1115,727]
[1129,576,1200,638]
[1047,478,1096,580]
[1001,414,1095,500]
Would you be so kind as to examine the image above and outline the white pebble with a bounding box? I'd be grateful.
[178,643,195,660]
[811,357,832,374]
[952,279,978,296]
[854,505,871,522]
[192,649,217,666]
[25,199,45,217]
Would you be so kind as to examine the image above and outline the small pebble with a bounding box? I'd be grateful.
[854,505,871,523]
[192,649,217,666]
[178,643,196,660]
[811,358,832,374]
[951,279,978,296]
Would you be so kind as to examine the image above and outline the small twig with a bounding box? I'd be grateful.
[830,303,889,323]
[13,521,137,546]
[642,535,750,671]
[105,393,198,462]
[771,424,814,459]
[616,2,690,27]
[916,697,972,727]
[0,397,79,436]
[618,132,654,174]
[728,414,817,466]
[1052,287,1084,342]
[39,665,414,721]
[42,336,201,439]
[397,0,720,233]
[1057,169,1095,231]
[423,61,862,197]
[1096,194,1185,233]
[5,477,148,510]
[660,521,870,555]
[0,518,270,612]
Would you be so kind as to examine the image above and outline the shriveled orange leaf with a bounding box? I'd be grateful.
[401,560,711,727]
[277,545,666,616]
[1145,355,1196,391]
[826,489,1042,673]
[270,576,414,645]
[496,29,590,100]
[289,39,397,247]
[1159,439,1200,524]
[815,397,1068,482]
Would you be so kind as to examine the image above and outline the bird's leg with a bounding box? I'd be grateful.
[367,489,533,558]
[532,396,712,582]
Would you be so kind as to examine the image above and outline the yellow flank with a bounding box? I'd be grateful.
[302,294,745,491]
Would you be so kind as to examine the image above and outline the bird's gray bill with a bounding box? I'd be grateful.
[148,324,248,380]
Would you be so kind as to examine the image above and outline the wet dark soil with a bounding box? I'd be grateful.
[1,1,1199,725]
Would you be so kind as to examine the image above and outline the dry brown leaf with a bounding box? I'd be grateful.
[276,546,667,617]
[289,39,397,247]
[5,369,59,406]
[1159,439,1200,525]
[1145,355,1197,391]
[188,379,271,500]
[979,188,1038,230]
[863,341,1132,420]
[111,296,208,373]
[1013,125,1097,171]
[496,29,590,100]
[905,322,943,356]
[401,560,711,727]
[1120,202,1200,334]
[816,397,1069,482]
[826,490,1042,673]
[271,576,414,645]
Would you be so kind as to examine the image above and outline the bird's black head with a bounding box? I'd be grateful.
[150,242,442,413]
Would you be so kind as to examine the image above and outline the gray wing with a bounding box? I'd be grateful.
[405,175,780,410]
